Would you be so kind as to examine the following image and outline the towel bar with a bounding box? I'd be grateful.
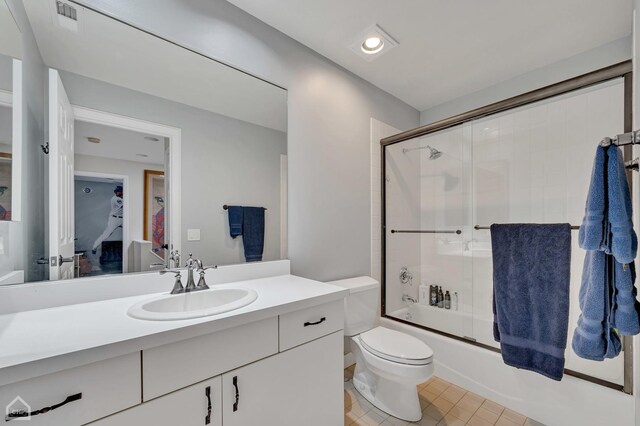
[390,229,462,235]
[223,205,267,210]
[474,225,580,230]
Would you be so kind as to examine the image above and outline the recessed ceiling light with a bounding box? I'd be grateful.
[87,137,101,144]
[349,24,398,62]
[361,37,384,54]
[136,153,149,158]
[144,136,160,142]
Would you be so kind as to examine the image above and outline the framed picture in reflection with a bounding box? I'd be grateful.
[144,170,165,259]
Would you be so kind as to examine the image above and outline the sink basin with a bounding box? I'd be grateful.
[128,287,258,321]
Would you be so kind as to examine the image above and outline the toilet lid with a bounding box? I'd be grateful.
[359,327,433,365]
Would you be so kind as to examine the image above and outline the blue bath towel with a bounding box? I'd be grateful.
[242,207,265,262]
[491,223,571,381]
[572,251,621,360]
[227,206,243,239]
[578,145,607,251]
[606,146,637,264]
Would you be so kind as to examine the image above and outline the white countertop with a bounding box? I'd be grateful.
[0,274,348,387]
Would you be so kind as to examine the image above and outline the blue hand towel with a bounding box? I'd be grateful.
[227,206,243,239]
[607,146,637,264]
[572,251,621,360]
[242,207,265,262]
[491,223,571,381]
[611,260,640,336]
[579,145,607,251]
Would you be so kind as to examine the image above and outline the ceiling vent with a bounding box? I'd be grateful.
[56,1,77,20]
[53,0,79,32]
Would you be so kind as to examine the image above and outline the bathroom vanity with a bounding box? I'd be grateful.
[0,262,347,426]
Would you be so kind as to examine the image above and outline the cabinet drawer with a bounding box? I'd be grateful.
[0,353,140,426]
[88,376,221,426]
[143,317,278,400]
[279,300,343,351]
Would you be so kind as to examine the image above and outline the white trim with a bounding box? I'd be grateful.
[74,170,130,274]
[279,154,288,259]
[71,106,182,257]
[10,61,21,222]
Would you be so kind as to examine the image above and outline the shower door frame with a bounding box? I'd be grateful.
[380,60,633,393]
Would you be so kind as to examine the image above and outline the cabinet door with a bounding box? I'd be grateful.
[88,376,221,426]
[222,331,343,426]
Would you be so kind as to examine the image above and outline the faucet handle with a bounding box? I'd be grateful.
[160,269,184,294]
[195,265,217,290]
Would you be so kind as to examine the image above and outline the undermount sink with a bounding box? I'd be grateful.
[128,287,258,321]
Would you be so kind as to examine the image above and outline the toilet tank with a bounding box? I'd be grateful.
[327,276,380,337]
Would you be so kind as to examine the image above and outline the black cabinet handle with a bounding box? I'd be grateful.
[5,393,82,421]
[304,317,326,327]
[205,386,212,425]
[232,376,239,412]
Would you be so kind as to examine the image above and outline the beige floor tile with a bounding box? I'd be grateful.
[358,410,387,426]
[415,414,439,426]
[467,415,496,426]
[436,413,467,426]
[475,407,500,424]
[463,392,485,404]
[347,400,369,418]
[496,416,522,426]
[447,404,475,422]
[455,397,483,413]
[345,410,361,425]
[523,419,546,426]
[383,416,409,426]
[480,400,504,415]
[368,405,390,421]
[425,381,449,395]
[500,409,526,425]
[422,405,446,422]
[439,386,465,404]
[419,389,440,406]
[431,397,454,413]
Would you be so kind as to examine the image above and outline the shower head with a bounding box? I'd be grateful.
[426,145,442,160]
[402,144,442,159]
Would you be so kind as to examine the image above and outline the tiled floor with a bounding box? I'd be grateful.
[344,366,545,426]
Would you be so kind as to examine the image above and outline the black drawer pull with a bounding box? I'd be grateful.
[304,317,326,327]
[5,393,82,421]
[232,376,239,412]
[205,386,212,425]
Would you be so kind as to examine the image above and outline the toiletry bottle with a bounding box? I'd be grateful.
[419,282,429,305]
[444,291,451,309]
[430,285,437,306]
[453,292,458,311]
[437,286,444,308]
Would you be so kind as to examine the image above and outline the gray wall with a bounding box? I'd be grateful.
[5,0,46,282]
[0,54,11,91]
[61,71,287,267]
[76,0,420,281]
[420,37,632,125]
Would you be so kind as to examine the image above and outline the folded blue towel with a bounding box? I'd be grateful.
[579,145,607,251]
[607,146,637,264]
[491,223,571,381]
[572,251,621,360]
[242,207,265,262]
[227,206,243,239]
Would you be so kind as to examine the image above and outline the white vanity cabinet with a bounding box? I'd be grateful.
[89,376,222,426]
[222,331,343,426]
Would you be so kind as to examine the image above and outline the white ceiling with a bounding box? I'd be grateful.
[0,1,21,60]
[75,120,165,165]
[24,0,287,132]
[228,0,632,112]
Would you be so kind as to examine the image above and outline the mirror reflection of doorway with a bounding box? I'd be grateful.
[74,175,124,277]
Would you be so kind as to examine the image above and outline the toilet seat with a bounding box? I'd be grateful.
[358,326,433,366]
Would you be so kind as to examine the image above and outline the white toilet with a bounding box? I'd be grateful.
[330,277,434,422]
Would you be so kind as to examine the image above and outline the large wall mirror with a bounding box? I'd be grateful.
[4,0,287,284]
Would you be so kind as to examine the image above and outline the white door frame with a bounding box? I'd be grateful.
[71,106,182,258]
[74,171,130,273]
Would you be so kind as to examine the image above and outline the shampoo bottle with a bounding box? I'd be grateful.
[430,286,437,306]
[444,291,451,309]
[419,283,429,305]
[437,286,444,308]
[453,292,458,311]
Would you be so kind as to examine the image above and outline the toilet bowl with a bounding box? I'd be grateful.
[328,277,434,422]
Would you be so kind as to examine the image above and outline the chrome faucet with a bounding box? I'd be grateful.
[169,250,181,269]
[161,254,218,294]
[402,294,417,304]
